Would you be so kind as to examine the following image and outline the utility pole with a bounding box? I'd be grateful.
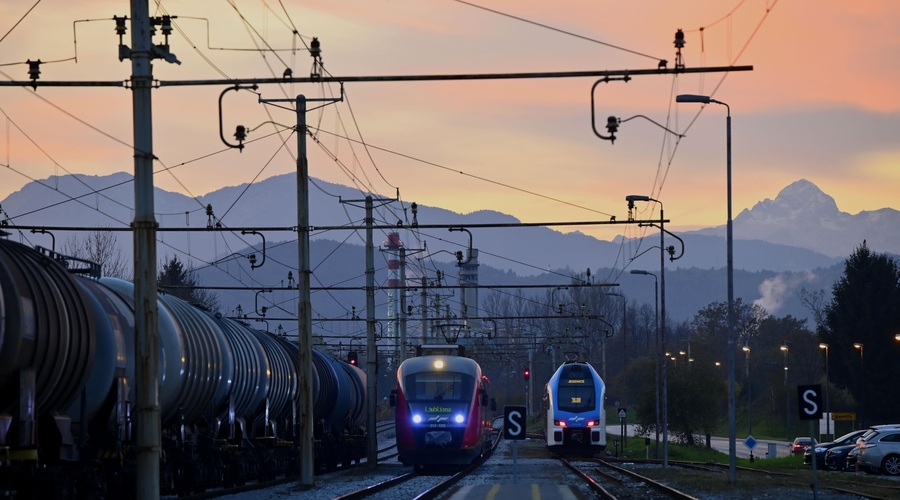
[341,195,395,468]
[365,196,376,469]
[294,95,315,486]
[125,2,178,497]
[399,247,408,363]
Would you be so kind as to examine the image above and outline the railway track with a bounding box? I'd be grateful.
[562,457,699,499]
[334,427,504,499]
[170,421,400,499]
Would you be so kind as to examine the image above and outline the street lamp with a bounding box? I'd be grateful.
[819,343,830,438]
[676,92,736,482]
[631,269,660,459]
[854,343,864,426]
[781,342,790,439]
[742,344,753,461]
[604,292,627,402]
[626,195,669,468]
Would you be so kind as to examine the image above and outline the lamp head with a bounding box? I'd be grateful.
[626,194,651,210]
[630,269,649,276]
[676,94,711,104]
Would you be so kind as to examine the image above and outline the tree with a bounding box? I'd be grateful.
[819,241,900,424]
[62,229,130,279]
[690,298,767,355]
[157,255,220,312]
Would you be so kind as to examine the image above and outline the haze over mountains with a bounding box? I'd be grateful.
[1,174,897,324]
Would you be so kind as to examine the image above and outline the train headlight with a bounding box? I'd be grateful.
[554,420,567,427]
[587,420,597,427]
[454,414,465,424]
[412,414,423,424]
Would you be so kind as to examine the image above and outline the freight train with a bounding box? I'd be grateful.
[543,360,606,455]
[0,238,366,497]
[391,345,494,468]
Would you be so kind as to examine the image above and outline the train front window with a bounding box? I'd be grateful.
[558,385,595,412]
[405,372,474,402]
[557,367,596,413]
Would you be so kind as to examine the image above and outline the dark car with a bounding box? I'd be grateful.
[845,446,862,471]
[804,430,867,468]
[825,444,857,471]
[791,437,816,455]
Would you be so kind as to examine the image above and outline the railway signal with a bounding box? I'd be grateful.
[523,367,530,381]
[348,351,358,366]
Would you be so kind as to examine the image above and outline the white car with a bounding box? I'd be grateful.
[857,427,900,476]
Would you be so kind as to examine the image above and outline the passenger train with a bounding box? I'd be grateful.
[0,238,367,497]
[391,345,494,467]
[543,360,606,454]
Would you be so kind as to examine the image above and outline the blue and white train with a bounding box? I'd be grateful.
[543,361,606,454]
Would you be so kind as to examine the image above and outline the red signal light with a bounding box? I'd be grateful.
[348,351,358,366]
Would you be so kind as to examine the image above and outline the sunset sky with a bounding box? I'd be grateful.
[1,0,898,243]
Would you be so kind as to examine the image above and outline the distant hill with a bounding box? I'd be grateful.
[1,173,896,323]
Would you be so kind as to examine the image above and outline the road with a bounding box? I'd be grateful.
[608,424,792,459]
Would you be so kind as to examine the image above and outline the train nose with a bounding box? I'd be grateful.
[425,431,453,447]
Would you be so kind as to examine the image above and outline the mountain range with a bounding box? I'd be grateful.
[1,174,897,324]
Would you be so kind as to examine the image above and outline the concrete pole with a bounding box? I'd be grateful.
[130,2,160,497]
[365,197,377,468]
[660,204,668,468]
[421,276,428,343]
[399,248,408,362]
[295,95,315,486]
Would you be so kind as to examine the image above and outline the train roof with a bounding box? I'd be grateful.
[398,354,481,378]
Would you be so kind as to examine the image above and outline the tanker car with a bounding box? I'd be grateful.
[0,238,366,497]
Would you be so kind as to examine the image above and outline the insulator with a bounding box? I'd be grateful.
[234,125,247,142]
[674,29,685,49]
[605,116,619,134]
[160,15,173,36]
[26,59,41,81]
[114,15,128,36]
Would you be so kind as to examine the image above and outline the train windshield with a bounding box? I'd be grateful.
[404,372,475,403]
[557,365,596,412]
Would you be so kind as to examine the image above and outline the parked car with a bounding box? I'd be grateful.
[845,446,861,471]
[829,424,900,472]
[804,430,867,468]
[791,437,816,455]
[857,427,900,476]
[825,444,858,471]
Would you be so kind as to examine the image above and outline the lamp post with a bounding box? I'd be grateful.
[626,195,668,468]
[742,344,753,461]
[604,292,627,404]
[854,343,864,426]
[676,92,736,482]
[781,342,790,439]
[819,343,830,438]
[630,269,659,458]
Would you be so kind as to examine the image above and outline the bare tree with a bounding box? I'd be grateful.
[62,229,130,279]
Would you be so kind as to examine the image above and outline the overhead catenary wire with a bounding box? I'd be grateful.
[0,2,775,330]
